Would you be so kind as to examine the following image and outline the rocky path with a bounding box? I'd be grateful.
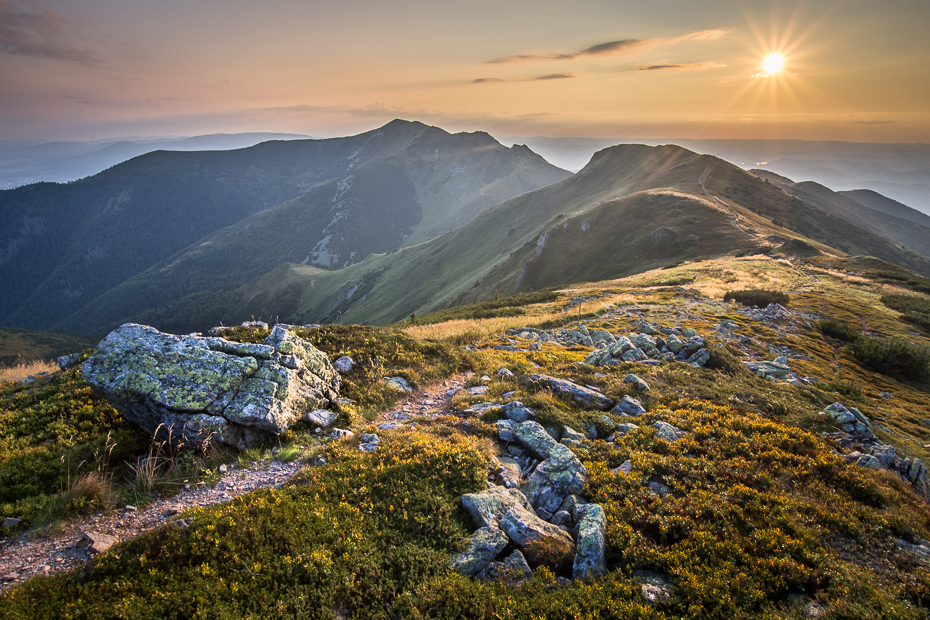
[0,459,302,594]
[0,375,473,595]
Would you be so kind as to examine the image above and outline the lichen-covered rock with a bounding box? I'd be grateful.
[686,348,710,367]
[503,401,537,423]
[744,360,790,378]
[525,374,614,411]
[623,374,650,392]
[611,395,646,416]
[573,504,607,580]
[333,356,355,372]
[499,501,576,551]
[461,485,532,528]
[521,444,588,515]
[450,526,510,576]
[82,323,339,450]
[561,426,585,446]
[476,550,533,581]
[385,376,413,392]
[653,421,686,442]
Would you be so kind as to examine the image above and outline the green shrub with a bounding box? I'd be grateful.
[848,335,930,384]
[820,319,861,342]
[881,293,930,333]
[723,289,789,308]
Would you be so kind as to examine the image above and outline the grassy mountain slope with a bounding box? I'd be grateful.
[4,255,930,617]
[0,328,92,366]
[217,144,930,331]
[751,171,930,261]
[2,120,567,335]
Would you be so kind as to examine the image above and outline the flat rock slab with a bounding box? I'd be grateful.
[82,323,340,450]
[525,374,614,411]
[81,531,119,554]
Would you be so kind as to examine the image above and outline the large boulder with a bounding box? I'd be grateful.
[82,323,340,450]
[461,485,533,528]
[450,526,510,576]
[525,374,614,410]
[573,504,607,580]
[499,501,576,551]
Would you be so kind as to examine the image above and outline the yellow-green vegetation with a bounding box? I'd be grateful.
[0,328,93,367]
[4,255,930,618]
[0,361,150,526]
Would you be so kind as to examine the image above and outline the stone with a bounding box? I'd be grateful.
[218,464,228,474]
[499,502,576,552]
[909,458,926,483]
[682,328,698,337]
[503,401,537,423]
[551,510,573,528]
[466,386,489,397]
[495,457,523,489]
[330,428,354,440]
[469,402,503,415]
[623,374,650,392]
[648,480,671,497]
[686,348,710,367]
[303,409,337,427]
[450,526,510,576]
[653,421,685,442]
[622,348,648,363]
[573,504,607,580]
[525,374,614,410]
[561,425,586,446]
[57,352,82,370]
[635,571,677,605]
[461,485,533,528]
[82,531,119,554]
[497,368,515,379]
[377,422,399,430]
[384,376,413,392]
[744,360,791,378]
[610,460,633,476]
[81,323,340,450]
[477,550,533,581]
[665,334,684,354]
[333,356,355,372]
[611,395,646,416]
[2,517,22,529]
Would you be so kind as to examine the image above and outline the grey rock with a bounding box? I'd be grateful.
[57,352,82,370]
[466,386,489,397]
[461,485,533,528]
[499,502,576,551]
[333,356,355,372]
[573,504,607,580]
[81,323,339,450]
[608,424,640,442]
[330,428,354,440]
[494,457,523,489]
[686,348,710,367]
[623,374,650,392]
[610,460,633,476]
[503,401,537,423]
[506,444,527,458]
[744,360,790,378]
[648,480,671,497]
[303,409,337,427]
[653,421,685,443]
[470,402,503,415]
[497,368,515,379]
[665,334,684,354]
[2,517,22,529]
[450,526,510,576]
[385,376,414,392]
[561,425,586,446]
[525,374,614,410]
[551,510,574,528]
[82,531,119,554]
[477,550,533,581]
[621,348,649,363]
[635,571,677,605]
[682,328,698,337]
[611,395,646,416]
[377,422,400,430]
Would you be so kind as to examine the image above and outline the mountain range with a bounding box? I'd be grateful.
[2,119,929,337]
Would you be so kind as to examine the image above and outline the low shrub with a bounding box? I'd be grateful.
[881,293,930,333]
[723,289,789,308]
[820,319,861,342]
[848,335,930,384]
[398,290,560,327]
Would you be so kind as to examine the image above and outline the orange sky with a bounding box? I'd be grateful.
[1,0,928,141]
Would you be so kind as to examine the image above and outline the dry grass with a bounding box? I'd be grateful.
[0,359,59,383]
[403,313,561,341]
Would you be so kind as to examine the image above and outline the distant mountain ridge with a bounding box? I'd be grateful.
[0,120,569,333]
[102,142,930,334]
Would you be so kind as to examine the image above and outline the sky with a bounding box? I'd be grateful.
[1,0,928,142]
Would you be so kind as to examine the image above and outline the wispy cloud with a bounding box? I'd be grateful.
[472,73,576,84]
[849,120,894,125]
[486,29,726,64]
[0,0,99,65]
[636,62,727,71]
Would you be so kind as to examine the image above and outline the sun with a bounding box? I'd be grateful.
[762,53,785,74]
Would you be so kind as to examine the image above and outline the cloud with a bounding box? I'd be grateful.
[472,73,576,84]
[0,0,99,64]
[636,62,727,71]
[487,29,726,64]
[849,120,894,125]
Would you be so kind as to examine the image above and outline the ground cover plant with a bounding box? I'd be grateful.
[881,293,930,334]
[4,256,930,618]
[723,288,789,308]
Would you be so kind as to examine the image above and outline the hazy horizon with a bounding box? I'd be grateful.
[1,0,928,143]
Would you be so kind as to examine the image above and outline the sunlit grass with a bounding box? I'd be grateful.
[0,359,59,384]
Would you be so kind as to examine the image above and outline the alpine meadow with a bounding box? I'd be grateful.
[2,1,930,618]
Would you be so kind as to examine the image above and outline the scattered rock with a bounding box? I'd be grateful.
[333,356,355,372]
[611,395,646,416]
[2,517,22,529]
[503,401,537,423]
[477,550,532,582]
[634,571,677,605]
[303,409,338,427]
[450,526,510,576]
[81,531,118,554]
[359,433,380,452]
[499,501,576,551]
[497,368,515,379]
[57,352,82,370]
[330,428,354,440]
[623,374,650,392]
[384,376,413,392]
[653,421,686,443]
[525,375,614,410]
[461,485,532,529]
[467,386,489,397]
[572,504,607,580]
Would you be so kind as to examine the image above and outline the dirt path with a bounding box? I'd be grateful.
[0,374,473,595]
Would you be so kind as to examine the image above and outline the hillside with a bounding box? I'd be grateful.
[1,120,568,334]
[144,143,930,333]
[751,171,930,260]
[2,255,930,618]
[0,328,92,367]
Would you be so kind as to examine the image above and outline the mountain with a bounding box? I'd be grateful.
[0,132,312,189]
[0,120,569,333]
[109,142,930,334]
[752,170,930,260]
